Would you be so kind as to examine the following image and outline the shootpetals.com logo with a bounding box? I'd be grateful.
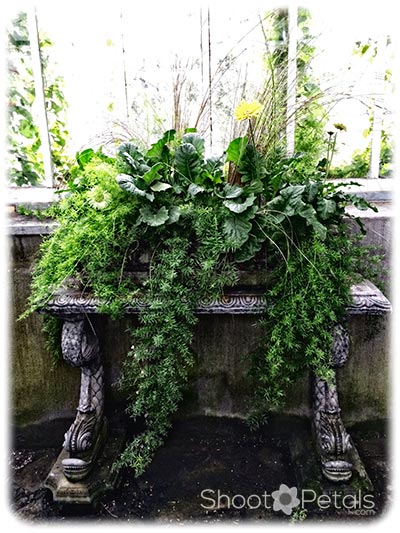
[271,484,300,515]
[200,485,376,516]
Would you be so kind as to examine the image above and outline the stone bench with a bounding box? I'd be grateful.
[41,280,391,504]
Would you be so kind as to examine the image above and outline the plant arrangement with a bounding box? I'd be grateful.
[23,100,381,477]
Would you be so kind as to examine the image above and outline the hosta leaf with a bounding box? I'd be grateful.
[223,216,252,249]
[280,184,306,202]
[304,181,320,202]
[204,156,223,175]
[238,144,266,183]
[76,148,95,168]
[139,206,169,226]
[234,226,266,262]
[297,204,327,239]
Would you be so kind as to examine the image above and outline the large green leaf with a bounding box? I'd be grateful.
[316,197,337,220]
[297,204,327,239]
[182,133,205,157]
[141,162,165,186]
[223,193,256,214]
[188,183,205,196]
[146,129,176,161]
[76,148,95,169]
[139,206,169,226]
[150,181,171,192]
[174,143,202,182]
[234,220,266,262]
[204,156,223,176]
[117,173,154,201]
[226,136,248,165]
[166,206,181,224]
[222,216,252,249]
[238,144,266,183]
[216,183,243,199]
[117,142,147,174]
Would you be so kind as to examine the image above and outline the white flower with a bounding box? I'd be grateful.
[87,186,112,210]
[271,484,300,515]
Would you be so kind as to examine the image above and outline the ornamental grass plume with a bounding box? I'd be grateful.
[234,100,263,121]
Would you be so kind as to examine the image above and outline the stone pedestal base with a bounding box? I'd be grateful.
[45,431,125,505]
[289,428,373,497]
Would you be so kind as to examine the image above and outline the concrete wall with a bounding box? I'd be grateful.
[9,207,392,430]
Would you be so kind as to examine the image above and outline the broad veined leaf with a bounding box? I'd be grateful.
[146,129,176,161]
[182,133,205,157]
[117,142,147,173]
[150,181,172,192]
[174,143,202,182]
[141,162,165,186]
[222,216,252,249]
[188,183,205,196]
[234,222,266,263]
[237,144,266,183]
[304,181,319,202]
[204,156,223,175]
[223,193,256,214]
[76,148,95,168]
[243,178,263,195]
[139,206,169,226]
[280,184,306,201]
[226,136,248,165]
[297,204,327,239]
[316,197,337,220]
[116,173,154,201]
[216,183,243,199]
[167,206,181,224]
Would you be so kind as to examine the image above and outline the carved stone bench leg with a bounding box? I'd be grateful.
[60,315,106,481]
[312,323,353,482]
[44,313,109,503]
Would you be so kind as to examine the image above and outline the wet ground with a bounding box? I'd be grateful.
[9,415,390,525]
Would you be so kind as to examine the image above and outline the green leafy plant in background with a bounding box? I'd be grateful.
[255,8,327,176]
[331,117,393,178]
[23,114,382,475]
[7,12,70,186]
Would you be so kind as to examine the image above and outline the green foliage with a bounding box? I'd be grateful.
[256,8,327,168]
[249,227,379,424]
[23,129,382,477]
[7,12,71,186]
[332,128,393,179]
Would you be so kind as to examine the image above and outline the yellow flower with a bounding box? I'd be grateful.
[234,100,263,121]
[87,186,112,210]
